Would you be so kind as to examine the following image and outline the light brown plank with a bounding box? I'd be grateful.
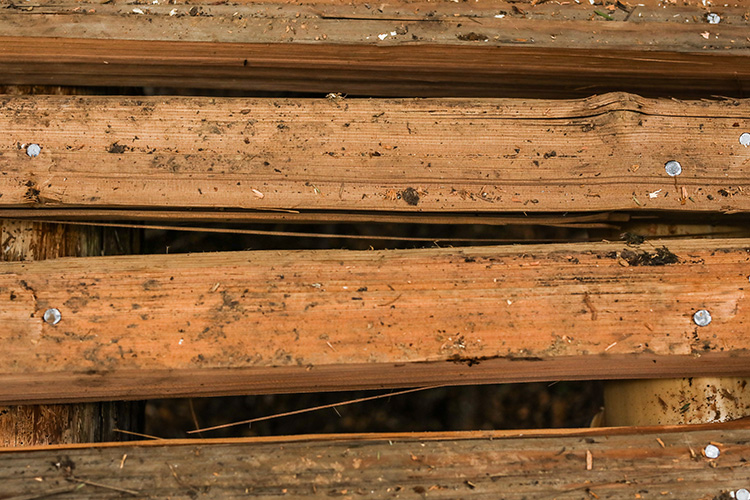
[0,220,142,446]
[1,422,749,498]
[0,0,748,96]
[1,93,750,217]
[0,237,748,403]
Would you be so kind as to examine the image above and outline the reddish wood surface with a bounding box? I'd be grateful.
[0,220,142,446]
[0,237,748,403]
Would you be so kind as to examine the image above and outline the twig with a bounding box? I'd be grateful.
[113,428,165,440]
[166,462,200,495]
[379,294,402,307]
[188,385,447,433]
[67,476,139,496]
[188,399,203,438]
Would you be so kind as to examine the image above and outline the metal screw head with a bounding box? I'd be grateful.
[693,309,712,327]
[704,444,720,459]
[43,308,61,325]
[706,12,721,24]
[665,160,682,176]
[740,133,750,147]
[26,144,41,157]
[736,489,750,500]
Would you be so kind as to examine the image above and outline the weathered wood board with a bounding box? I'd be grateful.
[2,93,749,217]
[0,0,748,96]
[0,237,748,403]
[1,422,749,499]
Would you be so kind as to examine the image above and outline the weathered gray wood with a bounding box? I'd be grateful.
[1,423,748,499]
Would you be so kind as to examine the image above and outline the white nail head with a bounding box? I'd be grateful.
[694,309,712,327]
[26,144,41,157]
[665,160,682,176]
[43,308,62,325]
[704,444,720,459]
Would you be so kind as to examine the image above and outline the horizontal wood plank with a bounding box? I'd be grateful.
[2,93,750,217]
[0,0,748,96]
[0,237,749,403]
[1,422,749,498]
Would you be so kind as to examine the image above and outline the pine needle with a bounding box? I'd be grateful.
[188,385,447,434]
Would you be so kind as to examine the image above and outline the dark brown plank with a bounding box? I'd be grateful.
[0,0,748,96]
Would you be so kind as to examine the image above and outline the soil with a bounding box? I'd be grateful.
[620,246,679,266]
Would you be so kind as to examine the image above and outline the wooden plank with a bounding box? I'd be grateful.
[0,237,749,404]
[0,220,143,446]
[1,422,749,498]
[2,93,750,217]
[0,0,748,96]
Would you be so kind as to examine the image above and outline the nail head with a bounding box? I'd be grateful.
[693,309,712,327]
[706,12,721,24]
[704,444,720,459]
[43,308,61,325]
[26,144,41,157]
[665,160,682,176]
[740,133,750,147]
[736,489,750,500]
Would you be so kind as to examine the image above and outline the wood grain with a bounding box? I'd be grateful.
[0,0,748,96]
[1,422,749,499]
[1,93,750,217]
[0,237,748,404]
[0,220,143,446]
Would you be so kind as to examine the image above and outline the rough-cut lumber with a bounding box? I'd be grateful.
[0,220,143,446]
[1,422,749,499]
[0,0,748,97]
[2,93,750,217]
[0,237,749,404]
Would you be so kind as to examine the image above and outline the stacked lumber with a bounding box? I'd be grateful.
[1,0,750,496]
